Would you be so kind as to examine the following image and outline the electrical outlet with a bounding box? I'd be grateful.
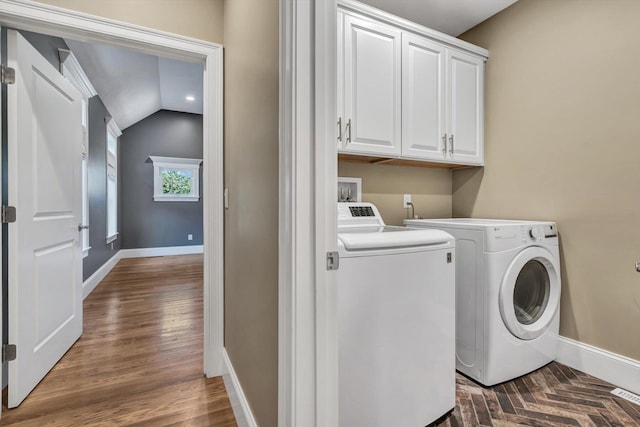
[188,234,193,241]
[403,194,412,208]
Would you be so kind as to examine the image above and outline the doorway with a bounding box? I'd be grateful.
[0,1,223,415]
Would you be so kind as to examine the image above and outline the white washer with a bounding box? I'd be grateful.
[338,203,456,427]
[404,218,561,386]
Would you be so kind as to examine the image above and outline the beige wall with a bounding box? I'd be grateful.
[33,0,224,44]
[339,161,452,225]
[456,0,640,360]
[223,1,279,426]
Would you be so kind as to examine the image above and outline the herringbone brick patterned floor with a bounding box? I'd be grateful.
[437,362,640,426]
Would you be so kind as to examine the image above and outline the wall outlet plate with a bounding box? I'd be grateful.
[403,194,412,208]
[188,234,193,241]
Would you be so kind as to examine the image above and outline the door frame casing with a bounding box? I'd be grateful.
[278,0,338,425]
[0,0,224,386]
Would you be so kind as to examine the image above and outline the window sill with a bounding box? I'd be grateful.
[106,233,119,244]
[153,195,200,202]
[83,247,91,258]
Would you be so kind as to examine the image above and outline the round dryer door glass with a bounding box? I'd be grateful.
[513,260,550,325]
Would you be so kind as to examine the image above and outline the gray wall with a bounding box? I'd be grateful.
[19,29,68,70]
[84,96,121,280]
[120,110,203,249]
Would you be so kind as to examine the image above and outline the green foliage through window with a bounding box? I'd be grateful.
[162,169,192,195]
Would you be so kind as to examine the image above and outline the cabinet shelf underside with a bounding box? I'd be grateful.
[338,153,481,170]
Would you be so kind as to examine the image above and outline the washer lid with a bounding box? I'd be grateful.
[338,227,453,250]
[499,246,561,340]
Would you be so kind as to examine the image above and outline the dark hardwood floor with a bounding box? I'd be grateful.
[1,255,237,426]
[438,363,640,427]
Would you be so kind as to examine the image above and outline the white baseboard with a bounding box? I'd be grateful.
[119,245,204,259]
[82,252,122,299]
[222,349,258,427]
[556,336,640,395]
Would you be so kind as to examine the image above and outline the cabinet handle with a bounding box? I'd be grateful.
[449,134,454,154]
[337,117,342,142]
[442,134,447,155]
[346,119,352,143]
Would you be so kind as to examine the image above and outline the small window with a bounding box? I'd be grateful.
[149,156,202,202]
[106,120,121,243]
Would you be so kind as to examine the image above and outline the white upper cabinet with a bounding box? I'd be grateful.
[340,13,402,156]
[447,49,484,165]
[401,33,446,160]
[337,1,487,167]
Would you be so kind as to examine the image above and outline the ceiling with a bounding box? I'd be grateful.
[358,0,518,36]
[65,0,515,130]
[66,39,203,131]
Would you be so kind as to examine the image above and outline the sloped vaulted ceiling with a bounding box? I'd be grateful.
[65,39,203,130]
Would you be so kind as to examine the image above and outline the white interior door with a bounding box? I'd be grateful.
[6,29,83,408]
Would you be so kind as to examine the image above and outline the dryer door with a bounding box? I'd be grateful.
[499,247,560,340]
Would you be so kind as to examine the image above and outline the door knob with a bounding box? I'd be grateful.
[636,261,640,272]
[78,224,90,232]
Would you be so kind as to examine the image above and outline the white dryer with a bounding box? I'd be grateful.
[404,218,561,386]
[338,203,456,427]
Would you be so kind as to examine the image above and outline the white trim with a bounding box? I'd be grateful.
[556,336,640,395]
[149,156,202,165]
[222,349,258,427]
[0,25,4,411]
[0,0,224,379]
[149,156,202,202]
[106,233,118,244]
[82,252,122,299]
[106,116,122,138]
[279,0,338,425]
[314,0,339,426]
[337,0,489,59]
[119,245,204,259]
[58,48,97,98]
[153,195,199,202]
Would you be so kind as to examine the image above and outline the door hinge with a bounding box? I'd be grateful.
[1,205,16,224]
[1,65,16,85]
[326,251,340,271]
[2,344,17,363]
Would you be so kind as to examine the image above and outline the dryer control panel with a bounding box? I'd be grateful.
[485,222,558,252]
[525,224,558,242]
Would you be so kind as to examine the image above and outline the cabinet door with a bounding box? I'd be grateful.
[447,49,484,165]
[401,33,446,160]
[343,14,401,156]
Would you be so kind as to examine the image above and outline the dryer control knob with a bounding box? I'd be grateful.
[529,227,542,240]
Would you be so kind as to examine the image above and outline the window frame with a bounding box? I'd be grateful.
[106,118,121,244]
[59,49,97,258]
[149,156,203,202]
